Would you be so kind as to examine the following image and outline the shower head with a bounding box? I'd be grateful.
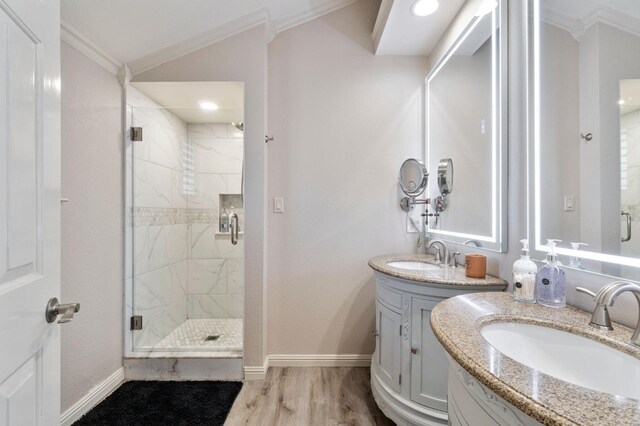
[232,122,244,132]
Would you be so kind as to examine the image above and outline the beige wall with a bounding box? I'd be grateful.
[135,25,268,367]
[60,42,123,411]
[267,0,428,355]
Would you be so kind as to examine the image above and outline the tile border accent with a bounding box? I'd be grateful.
[133,207,216,226]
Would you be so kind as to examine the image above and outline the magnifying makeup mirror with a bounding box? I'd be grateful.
[437,158,453,195]
[399,158,429,211]
[435,158,453,213]
[399,158,428,196]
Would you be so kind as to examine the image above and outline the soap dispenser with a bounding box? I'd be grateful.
[535,239,566,308]
[568,242,588,269]
[513,239,537,303]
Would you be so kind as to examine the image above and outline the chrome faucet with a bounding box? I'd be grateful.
[577,281,640,346]
[426,239,448,264]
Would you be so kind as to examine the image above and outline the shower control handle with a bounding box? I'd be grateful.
[230,213,239,246]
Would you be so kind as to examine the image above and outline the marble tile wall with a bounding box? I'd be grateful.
[130,88,190,349]
[128,87,245,350]
[186,124,245,320]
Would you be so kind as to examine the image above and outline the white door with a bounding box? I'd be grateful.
[0,0,61,424]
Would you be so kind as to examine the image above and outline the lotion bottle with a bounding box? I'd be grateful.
[535,239,566,308]
[513,239,537,303]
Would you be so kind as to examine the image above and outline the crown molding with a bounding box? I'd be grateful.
[372,0,393,54]
[128,9,271,76]
[542,5,640,41]
[273,0,360,33]
[60,21,122,75]
[582,5,640,39]
[128,0,359,76]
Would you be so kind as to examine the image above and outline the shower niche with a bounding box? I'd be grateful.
[124,82,245,360]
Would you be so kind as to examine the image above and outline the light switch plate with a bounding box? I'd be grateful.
[274,197,284,213]
[564,195,575,211]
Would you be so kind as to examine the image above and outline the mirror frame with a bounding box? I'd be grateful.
[527,0,640,271]
[424,0,508,252]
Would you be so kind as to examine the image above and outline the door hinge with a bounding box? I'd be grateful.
[131,127,143,141]
[399,324,402,335]
[399,374,402,385]
[130,315,143,330]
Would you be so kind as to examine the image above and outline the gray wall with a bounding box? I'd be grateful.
[266,0,428,355]
[60,42,123,412]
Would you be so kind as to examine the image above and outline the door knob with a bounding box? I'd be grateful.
[46,298,80,324]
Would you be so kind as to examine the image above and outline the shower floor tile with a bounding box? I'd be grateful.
[154,319,243,352]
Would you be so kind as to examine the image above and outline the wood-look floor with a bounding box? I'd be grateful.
[225,367,395,426]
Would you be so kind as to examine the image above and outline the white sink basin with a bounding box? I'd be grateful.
[481,322,640,400]
[387,261,442,272]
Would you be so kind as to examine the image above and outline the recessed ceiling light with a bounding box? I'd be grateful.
[619,99,626,105]
[412,0,439,17]
[199,101,219,111]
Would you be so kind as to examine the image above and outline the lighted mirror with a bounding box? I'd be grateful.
[425,0,507,252]
[530,0,640,278]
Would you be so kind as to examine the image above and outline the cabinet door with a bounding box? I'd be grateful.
[375,300,402,393]
[410,297,448,411]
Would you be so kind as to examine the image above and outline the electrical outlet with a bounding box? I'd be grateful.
[406,209,422,233]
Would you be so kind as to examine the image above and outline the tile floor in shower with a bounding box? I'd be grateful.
[154,319,243,352]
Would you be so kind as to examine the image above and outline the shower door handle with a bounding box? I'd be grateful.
[622,211,632,242]
[230,213,239,246]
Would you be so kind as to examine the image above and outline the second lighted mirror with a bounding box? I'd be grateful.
[425,0,507,251]
[530,0,640,279]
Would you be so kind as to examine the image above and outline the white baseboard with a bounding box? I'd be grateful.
[268,354,372,367]
[60,367,125,426]
[244,358,270,380]
[243,354,371,380]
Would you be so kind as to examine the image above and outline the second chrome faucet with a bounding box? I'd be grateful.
[578,281,640,347]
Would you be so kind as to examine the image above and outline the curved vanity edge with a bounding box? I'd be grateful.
[368,254,508,288]
[430,292,640,426]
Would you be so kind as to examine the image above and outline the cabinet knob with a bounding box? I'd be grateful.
[411,347,418,355]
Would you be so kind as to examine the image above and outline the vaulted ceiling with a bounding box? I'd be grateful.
[60,0,360,65]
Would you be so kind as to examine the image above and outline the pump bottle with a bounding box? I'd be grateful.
[535,239,566,308]
[513,239,537,303]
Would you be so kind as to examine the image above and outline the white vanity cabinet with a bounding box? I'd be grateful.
[371,272,506,426]
[448,359,542,426]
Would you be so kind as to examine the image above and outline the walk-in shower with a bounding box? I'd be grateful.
[124,82,245,358]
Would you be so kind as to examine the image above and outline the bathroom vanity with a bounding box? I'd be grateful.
[432,292,640,425]
[368,255,506,426]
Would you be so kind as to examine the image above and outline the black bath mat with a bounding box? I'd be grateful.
[73,381,243,426]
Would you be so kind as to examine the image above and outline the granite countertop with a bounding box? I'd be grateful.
[368,254,507,288]
[431,292,640,426]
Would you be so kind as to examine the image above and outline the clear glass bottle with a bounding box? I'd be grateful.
[513,239,537,303]
[219,208,229,232]
[536,239,566,308]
